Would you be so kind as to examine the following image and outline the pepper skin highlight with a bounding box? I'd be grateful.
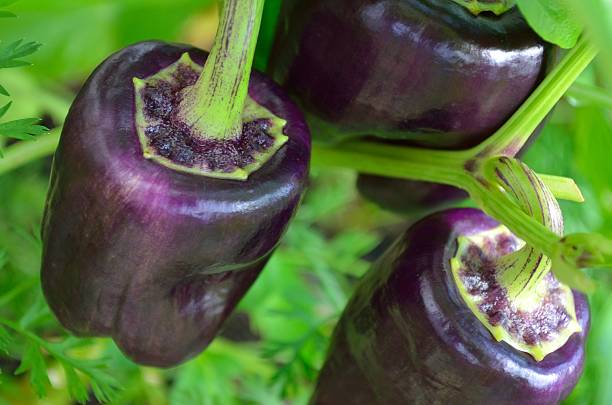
[41,42,310,367]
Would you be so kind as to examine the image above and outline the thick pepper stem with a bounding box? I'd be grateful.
[482,157,563,302]
[178,0,265,140]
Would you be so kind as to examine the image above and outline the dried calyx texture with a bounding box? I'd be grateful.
[451,226,581,361]
[134,53,287,180]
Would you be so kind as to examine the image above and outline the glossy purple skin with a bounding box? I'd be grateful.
[41,41,311,367]
[311,209,589,404]
[270,0,550,215]
[270,0,549,148]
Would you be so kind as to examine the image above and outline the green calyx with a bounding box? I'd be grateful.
[450,0,516,15]
[133,53,287,181]
[452,155,581,361]
[450,226,581,361]
[132,0,289,180]
[311,38,603,360]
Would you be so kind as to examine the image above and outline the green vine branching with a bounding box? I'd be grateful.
[314,37,612,291]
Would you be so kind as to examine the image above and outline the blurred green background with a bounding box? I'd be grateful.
[0,0,611,404]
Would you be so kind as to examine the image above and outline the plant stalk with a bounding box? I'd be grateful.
[471,37,598,157]
[178,0,266,140]
[0,130,60,176]
[482,157,563,301]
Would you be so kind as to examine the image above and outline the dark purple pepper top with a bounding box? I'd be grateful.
[270,0,549,148]
[41,42,311,367]
[312,209,589,404]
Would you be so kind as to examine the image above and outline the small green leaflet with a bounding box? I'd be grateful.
[0,39,42,69]
[48,337,121,403]
[0,35,46,155]
[0,100,48,146]
[1,318,122,404]
[14,341,51,398]
[0,101,11,118]
[59,360,89,403]
[515,0,582,48]
[0,118,48,140]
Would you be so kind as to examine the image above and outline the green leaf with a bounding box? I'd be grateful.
[515,0,583,48]
[0,83,9,96]
[0,118,48,140]
[573,106,612,233]
[171,339,272,405]
[44,340,121,403]
[88,367,121,403]
[60,361,89,404]
[0,101,11,119]
[0,0,19,7]
[0,325,12,354]
[14,342,51,398]
[589,293,612,404]
[0,10,16,18]
[0,40,41,69]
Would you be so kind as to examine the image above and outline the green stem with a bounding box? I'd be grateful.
[463,176,560,254]
[312,143,575,280]
[0,130,60,176]
[312,141,561,245]
[470,37,598,157]
[309,38,601,290]
[178,0,265,140]
[311,143,581,202]
[482,157,563,301]
[449,0,516,15]
[0,317,54,352]
[312,141,467,185]
[536,174,584,203]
